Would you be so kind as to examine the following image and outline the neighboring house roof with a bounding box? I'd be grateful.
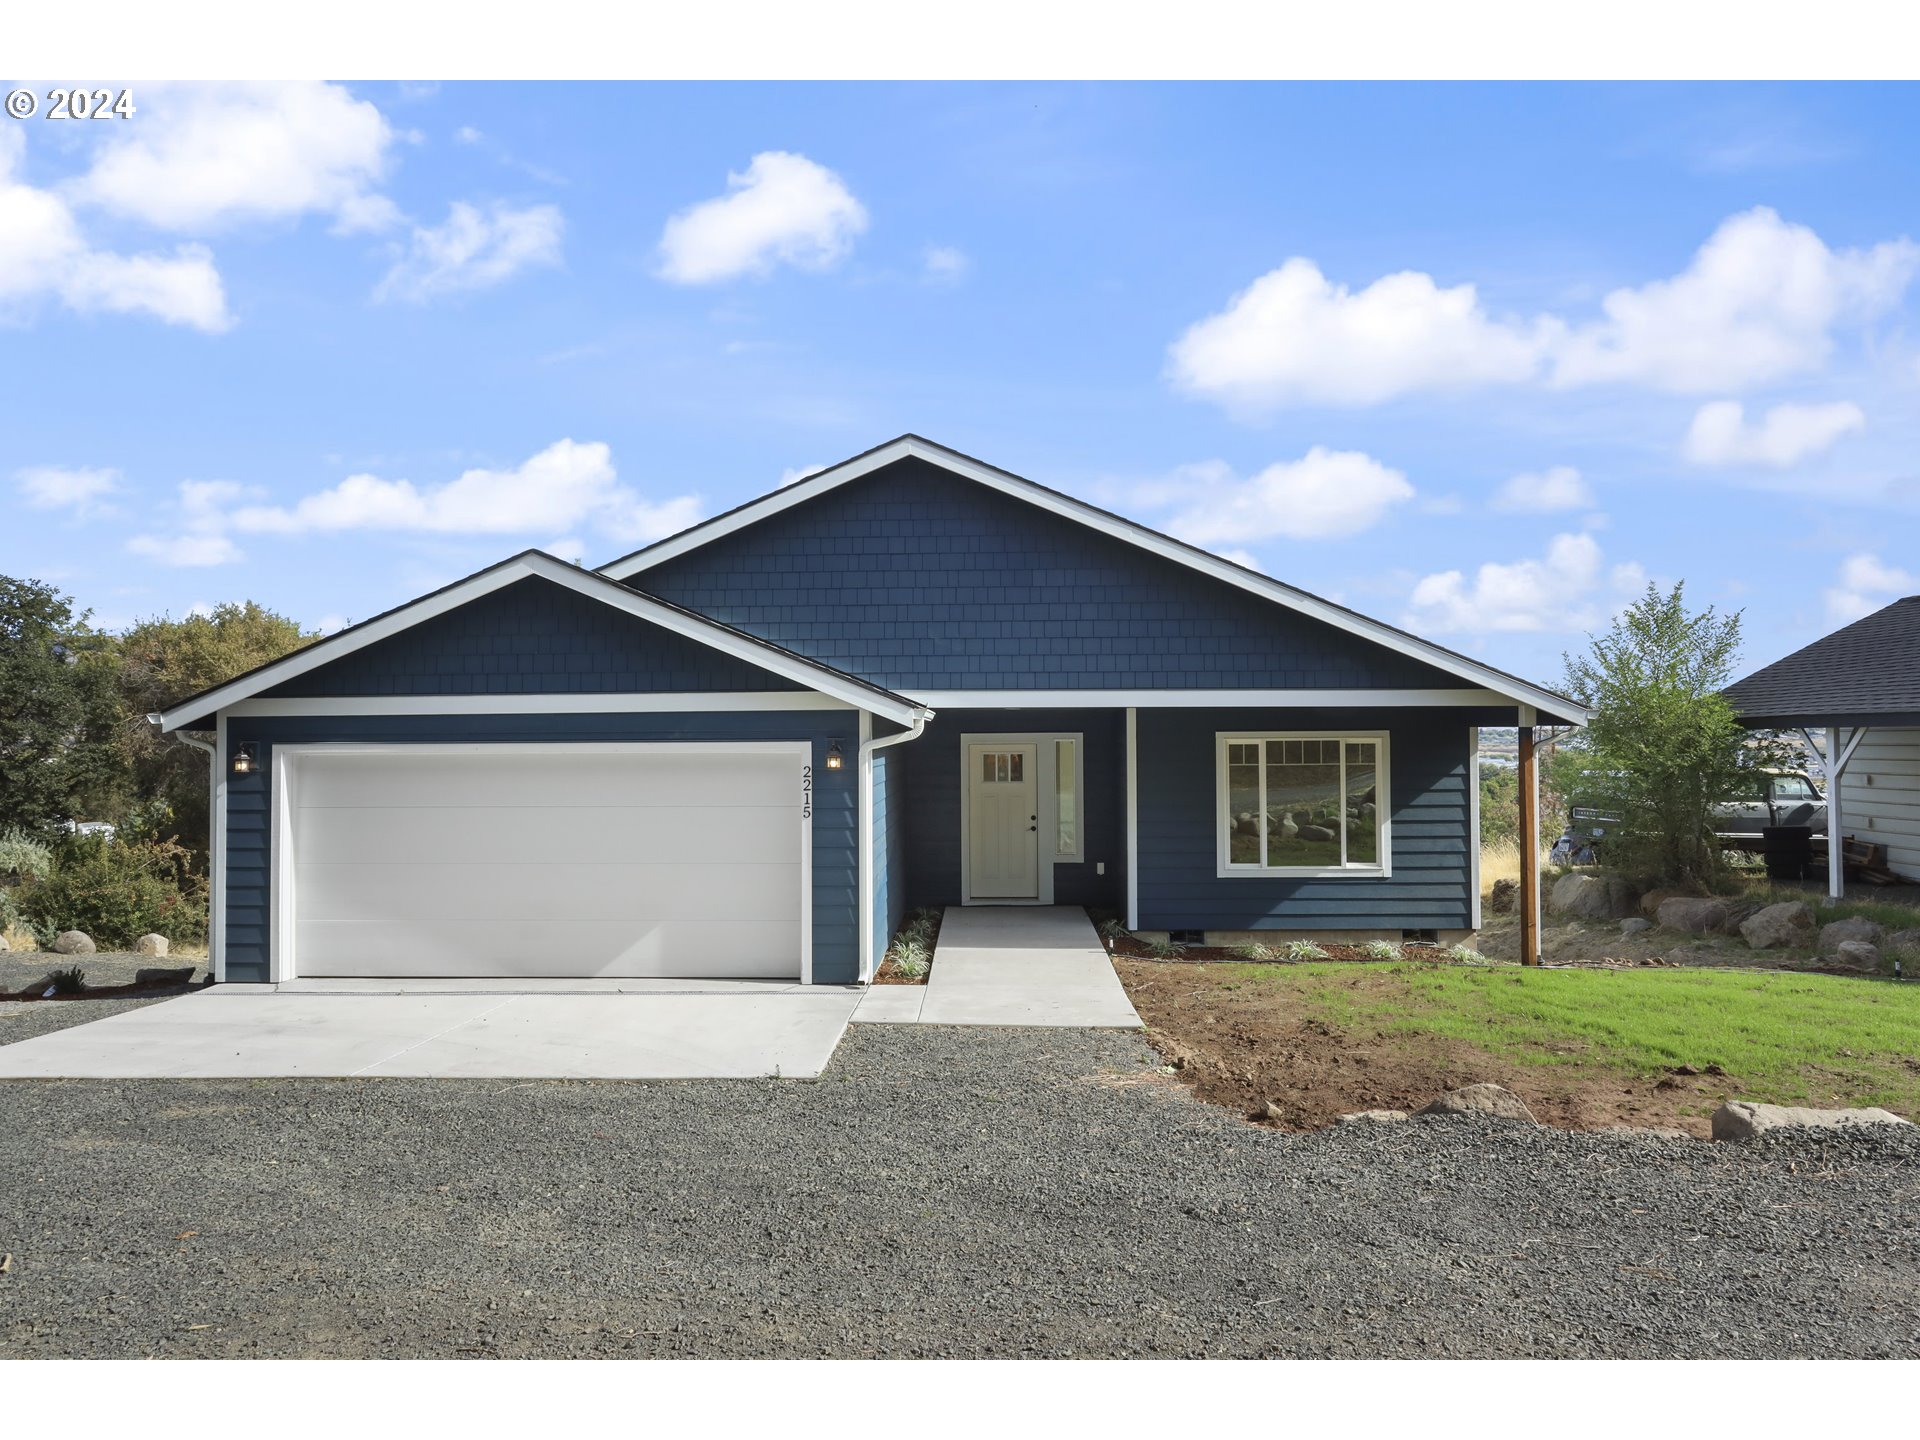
[1724,595,1920,729]
[598,434,1591,722]
[157,550,929,731]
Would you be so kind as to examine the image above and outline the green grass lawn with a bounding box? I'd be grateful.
[1233,961,1920,1113]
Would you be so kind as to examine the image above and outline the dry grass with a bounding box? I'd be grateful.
[1479,840,1548,897]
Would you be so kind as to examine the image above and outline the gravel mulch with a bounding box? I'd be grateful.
[1,951,207,995]
[1,1016,1916,1358]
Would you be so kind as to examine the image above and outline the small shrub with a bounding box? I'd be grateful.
[45,966,87,994]
[0,827,54,886]
[1141,937,1184,959]
[1229,942,1277,961]
[1359,940,1401,960]
[1446,943,1489,964]
[1283,940,1331,962]
[1096,917,1130,941]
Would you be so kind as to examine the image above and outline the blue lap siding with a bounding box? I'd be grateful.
[221,710,860,985]
[635,457,1467,694]
[1134,707,1502,935]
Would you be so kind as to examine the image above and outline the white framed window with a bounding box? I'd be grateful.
[1216,731,1390,878]
[1054,736,1080,860]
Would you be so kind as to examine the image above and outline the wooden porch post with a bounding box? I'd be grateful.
[1518,716,1540,967]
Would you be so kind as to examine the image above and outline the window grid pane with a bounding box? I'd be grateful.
[1226,735,1383,872]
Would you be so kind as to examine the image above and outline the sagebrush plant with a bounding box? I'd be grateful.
[1283,940,1331,962]
[1360,940,1400,960]
[1229,942,1277,961]
[0,827,54,885]
[14,833,208,949]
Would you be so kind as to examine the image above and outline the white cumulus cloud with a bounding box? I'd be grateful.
[1824,552,1918,624]
[375,201,564,303]
[1490,465,1594,513]
[126,532,244,567]
[1167,258,1546,412]
[923,245,970,285]
[1169,208,1917,414]
[1682,399,1866,467]
[69,82,398,234]
[226,440,701,546]
[1163,448,1415,543]
[656,152,867,285]
[1405,532,1645,634]
[0,129,230,331]
[15,464,120,511]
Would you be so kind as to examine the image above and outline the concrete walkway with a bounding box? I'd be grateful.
[0,986,861,1080]
[856,906,1142,1028]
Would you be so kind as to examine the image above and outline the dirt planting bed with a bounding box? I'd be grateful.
[1117,959,1764,1138]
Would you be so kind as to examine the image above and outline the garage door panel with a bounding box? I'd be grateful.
[295,861,802,923]
[286,746,807,980]
[293,803,800,868]
[293,920,800,978]
[300,752,797,810]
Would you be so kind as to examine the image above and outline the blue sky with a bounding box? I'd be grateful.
[4,81,1917,686]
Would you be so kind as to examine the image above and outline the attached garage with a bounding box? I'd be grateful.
[276,743,810,980]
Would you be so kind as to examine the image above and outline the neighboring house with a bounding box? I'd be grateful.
[156,436,1586,986]
[1724,594,1920,892]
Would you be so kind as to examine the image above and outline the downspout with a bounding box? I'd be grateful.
[858,707,933,983]
[152,714,220,981]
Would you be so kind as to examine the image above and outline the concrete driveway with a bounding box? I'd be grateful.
[0,982,861,1079]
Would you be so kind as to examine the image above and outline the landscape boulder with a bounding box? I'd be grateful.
[1832,940,1881,971]
[1620,917,1653,937]
[1416,1082,1537,1124]
[135,966,195,987]
[1336,1109,1410,1124]
[1715,900,1764,935]
[1640,888,1679,919]
[1711,1100,1912,1141]
[134,933,169,957]
[1549,873,1640,921]
[1740,901,1815,950]
[51,930,96,956]
[1819,917,1887,955]
[1656,897,1728,936]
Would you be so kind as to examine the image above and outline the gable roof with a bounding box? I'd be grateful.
[1724,595,1920,728]
[598,434,1591,722]
[156,550,929,731]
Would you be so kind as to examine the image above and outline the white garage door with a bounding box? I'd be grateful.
[281,744,807,979]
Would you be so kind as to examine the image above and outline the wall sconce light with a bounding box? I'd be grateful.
[231,742,259,776]
[825,741,844,770]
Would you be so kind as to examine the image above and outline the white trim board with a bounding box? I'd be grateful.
[158,551,924,731]
[910,688,1507,709]
[266,741,816,985]
[597,436,1590,722]
[225,692,852,718]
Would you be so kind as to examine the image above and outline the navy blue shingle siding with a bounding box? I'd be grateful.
[264,577,805,697]
[636,457,1466,694]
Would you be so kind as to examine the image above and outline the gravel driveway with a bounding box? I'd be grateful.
[1,999,1916,1358]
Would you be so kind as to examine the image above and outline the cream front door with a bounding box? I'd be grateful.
[966,742,1040,900]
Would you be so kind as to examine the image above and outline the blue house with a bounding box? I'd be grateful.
[158,436,1585,986]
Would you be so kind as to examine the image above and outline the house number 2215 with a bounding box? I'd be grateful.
[801,764,812,819]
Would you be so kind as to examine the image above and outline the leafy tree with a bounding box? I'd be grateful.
[1560,581,1774,888]
[114,601,314,851]
[0,576,125,832]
